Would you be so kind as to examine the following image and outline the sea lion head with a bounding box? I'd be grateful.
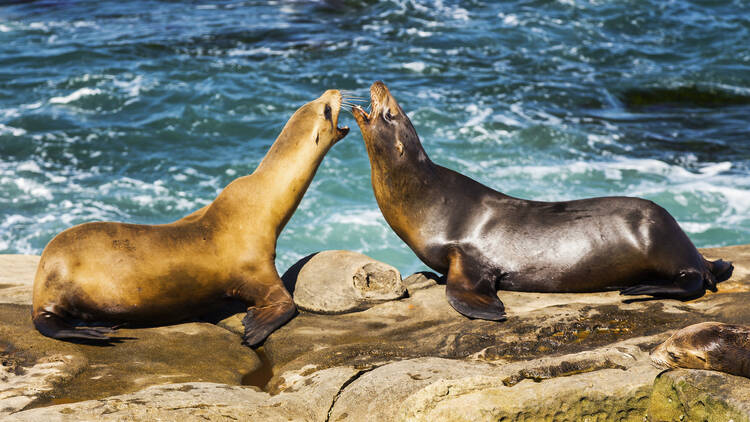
[289,89,350,149]
[351,81,425,165]
[650,322,723,370]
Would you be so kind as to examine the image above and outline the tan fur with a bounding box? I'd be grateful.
[32,90,348,345]
[651,322,750,378]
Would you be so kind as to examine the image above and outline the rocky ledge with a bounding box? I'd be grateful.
[2,246,750,421]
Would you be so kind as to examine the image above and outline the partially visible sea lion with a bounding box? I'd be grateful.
[32,90,350,346]
[651,322,750,378]
[352,81,733,321]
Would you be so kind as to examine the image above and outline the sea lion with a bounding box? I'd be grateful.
[352,81,733,321]
[32,90,350,346]
[651,322,750,378]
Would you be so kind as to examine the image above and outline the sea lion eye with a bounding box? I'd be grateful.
[324,104,332,121]
[384,109,393,122]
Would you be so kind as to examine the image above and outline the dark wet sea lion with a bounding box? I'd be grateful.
[651,322,750,378]
[32,90,350,346]
[352,81,733,321]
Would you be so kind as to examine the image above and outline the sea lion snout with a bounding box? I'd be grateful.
[315,89,349,143]
[370,81,401,118]
[650,322,746,375]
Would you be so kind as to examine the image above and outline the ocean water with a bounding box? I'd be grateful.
[1,0,749,276]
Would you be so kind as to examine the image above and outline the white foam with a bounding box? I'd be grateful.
[0,214,28,228]
[22,101,43,110]
[406,28,432,37]
[10,177,53,201]
[0,124,26,136]
[503,157,729,185]
[327,209,384,226]
[699,161,732,176]
[681,222,712,233]
[464,105,493,127]
[16,161,41,173]
[227,47,285,57]
[113,75,145,98]
[49,88,101,104]
[499,14,520,26]
[403,62,426,72]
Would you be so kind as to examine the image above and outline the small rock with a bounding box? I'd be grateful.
[289,250,406,314]
[403,272,441,294]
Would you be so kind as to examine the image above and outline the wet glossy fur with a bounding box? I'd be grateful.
[353,81,733,320]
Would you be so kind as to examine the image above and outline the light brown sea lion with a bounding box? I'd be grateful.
[32,90,350,346]
[651,322,750,378]
[351,81,733,321]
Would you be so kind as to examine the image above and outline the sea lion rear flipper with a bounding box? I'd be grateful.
[620,270,705,301]
[445,252,506,321]
[33,312,114,341]
[707,258,733,284]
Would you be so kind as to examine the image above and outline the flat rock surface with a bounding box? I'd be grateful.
[0,303,260,416]
[0,255,38,305]
[1,244,749,420]
[329,336,660,421]
[10,367,359,422]
[263,246,750,385]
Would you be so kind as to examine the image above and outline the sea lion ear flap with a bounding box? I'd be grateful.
[395,140,404,156]
[315,134,319,145]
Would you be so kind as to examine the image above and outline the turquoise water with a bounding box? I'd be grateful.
[1,1,749,275]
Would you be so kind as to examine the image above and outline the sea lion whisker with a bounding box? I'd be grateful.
[341,97,368,103]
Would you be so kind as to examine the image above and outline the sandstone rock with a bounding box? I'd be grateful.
[402,271,440,294]
[649,369,750,422]
[0,303,260,416]
[2,244,750,420]
[261,245,750,381]
[328,337,660,421]
[10,366,360,421]
[0,255,38,305]
[289,250,406,314]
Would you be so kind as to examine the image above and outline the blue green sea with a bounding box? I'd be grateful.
[1,0,749,275]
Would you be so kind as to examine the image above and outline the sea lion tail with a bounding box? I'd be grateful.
[33,311,115,341]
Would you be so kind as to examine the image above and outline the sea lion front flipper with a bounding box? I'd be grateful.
[242,301,296,346]
[445,252,506,321]
[230,271,296,347]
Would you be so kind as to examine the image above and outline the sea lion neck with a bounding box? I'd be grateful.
[206,111,332,240]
